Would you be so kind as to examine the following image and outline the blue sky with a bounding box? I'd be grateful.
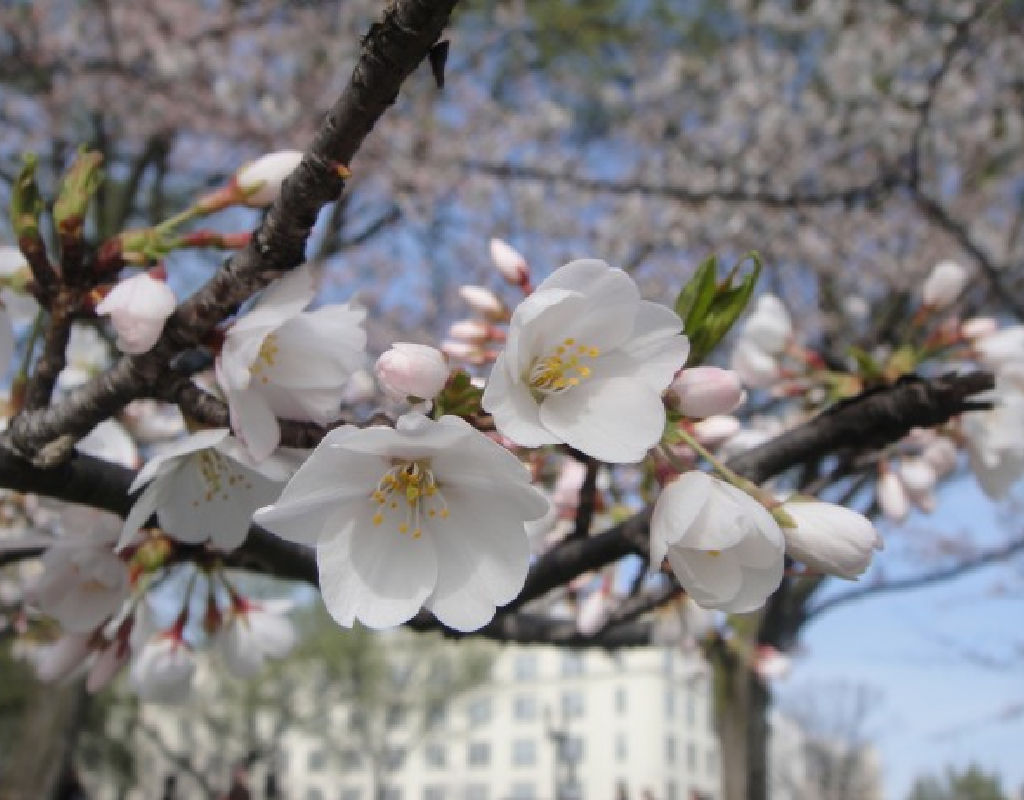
[783,479,1024,799]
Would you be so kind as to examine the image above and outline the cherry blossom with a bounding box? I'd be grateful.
[489,237,530,288]
[375,342,449,403]
[95,272,177,354]
[254,413,550,632]
[779,500,882,580]
[28,505,129,632]
[216,264,367,461]
[130,630,196,703]
[922,260,968,309]
[118,428,292,552]
[650,471,785,612]
[217,598,297,679]
[669,367,745,419]
[482,259,690,463]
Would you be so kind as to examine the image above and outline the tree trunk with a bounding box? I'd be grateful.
[711,635,771,800]
[2,677,90,800]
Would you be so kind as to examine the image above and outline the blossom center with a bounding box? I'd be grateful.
[527,337,600,396]
[251,333,280,384]
[193,451,255,506]
[370,460,449,540]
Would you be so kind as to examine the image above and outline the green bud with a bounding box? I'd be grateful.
[53,148,104,237]
[11,153,45,242]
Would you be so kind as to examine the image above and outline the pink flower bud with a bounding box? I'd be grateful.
[235,150,303,208]
[691,415,741,447]
[459,285,506,320]
[669,367,745,418]
[898,457,937,499]
[922,260,968,308]
[375,343,449,402]
[95,272,177,354]
[448,319,491,343]
[877,471,909,523]
[489,238,530,287]
[441,339,487,364]
[960,317,998,340]
[921,436,958,477]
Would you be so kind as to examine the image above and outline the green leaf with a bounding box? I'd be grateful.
[683,252,762,366]
[675,254,718,334]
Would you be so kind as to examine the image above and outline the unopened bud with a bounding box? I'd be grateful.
[691,415,741,447]
[95,272,177,355]
[489,238,530,288]
[459,285,507,320]
[960,317,998,340]
[669,367,745,418]
[235,150,303,208]
[922,260,968,309]
[448,319,491,343]
[375,343,449,402]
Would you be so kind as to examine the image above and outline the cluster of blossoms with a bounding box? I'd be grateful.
[3,151,930,701]
[726,259,1024,521]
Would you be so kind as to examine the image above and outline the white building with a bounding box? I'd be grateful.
[128,644,721,800]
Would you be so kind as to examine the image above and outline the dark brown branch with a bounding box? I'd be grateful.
[2,0,458,464]
[457,159,899,210]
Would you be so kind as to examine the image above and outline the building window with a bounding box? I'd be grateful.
[308,749,327,772]
[385,746,405,770]
[559,736,584,764]
[663,649,674,675]
[513,694,538,722]
[665,782,677,800]
[512,739,536,767]
[615,687,627,715]
[341,790,362,800]
[665,735,676,764]
[468,741,490,767]
[706,749,718,777]
[561,652,584,677]
[615,733,628,762]
[561,690,584,720]
[306,789,324,800]
[468,698,492,727]
[665,687,675,718]
[687,742,697,771]
[424,787,445,800]
[386,704,405,729]
[465,785,488,800]
[424,743,446,769]
[513,653,538,680]
[687,696,696,726]
[510,783,535,800]
[426,702,446,729]
[382,789,402,800]
[341,749,361,770]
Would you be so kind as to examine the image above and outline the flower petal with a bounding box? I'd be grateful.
[540,376,665,463]
[482,354,559,448]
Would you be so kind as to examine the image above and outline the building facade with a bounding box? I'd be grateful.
[128,644,721,800]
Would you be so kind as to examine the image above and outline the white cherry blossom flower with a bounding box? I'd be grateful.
[217,598,297,679]
[973,325,1024,372]
[779,500,882,580]
[740,295,792,355]
[95,272,177,354]
[130,631,195,703]
[216,264,366,461]
[32,633,93,682]
[482,259,690,463]
[254,413,550,632]
[77,418,139,468]
[28,505,129,632]
[963,366,1024,499]
[375,343,449,402]
[730,340,780,389]
[650,471,784,612]
[119,429,290,552]
[59,324,112,389]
